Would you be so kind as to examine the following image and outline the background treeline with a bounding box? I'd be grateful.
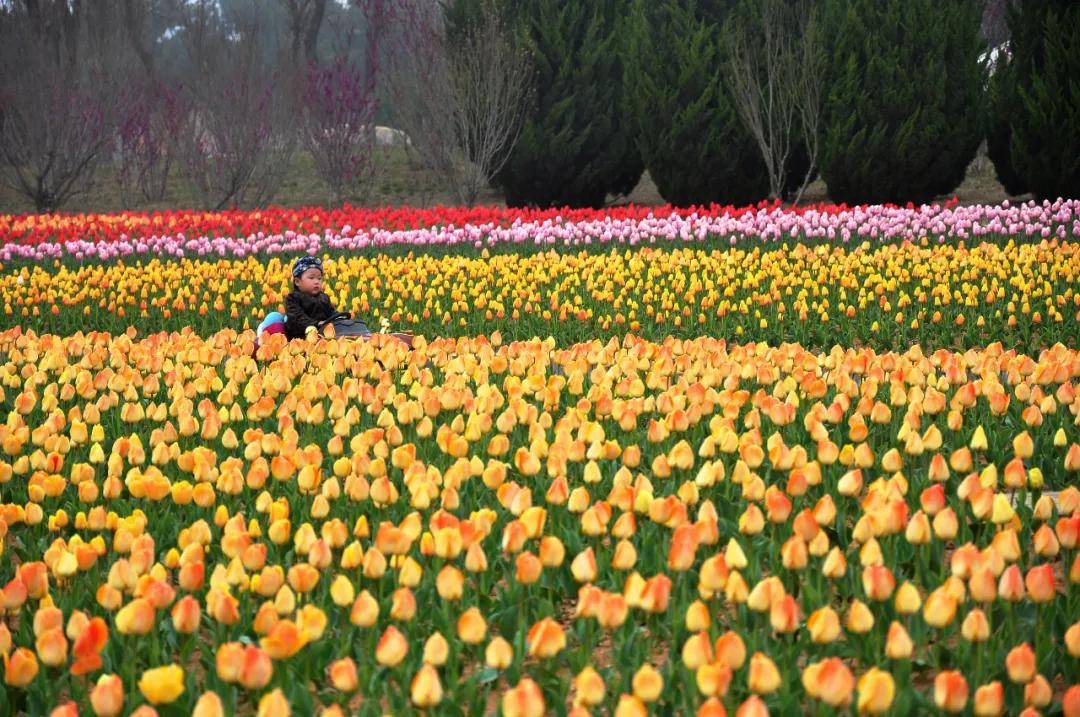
[0,0,1076,212]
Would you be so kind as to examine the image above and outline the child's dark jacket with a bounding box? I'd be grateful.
[284,290,338,339]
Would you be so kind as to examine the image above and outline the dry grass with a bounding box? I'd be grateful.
[0,146,1017,215]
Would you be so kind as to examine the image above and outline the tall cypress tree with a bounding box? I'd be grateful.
[818,0,985,205]
[986,52,1029,197]
[997,0,1080,200]
[624,0,770,206]
[494,0,642,208]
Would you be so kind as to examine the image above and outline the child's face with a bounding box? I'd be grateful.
[295,268,323,296]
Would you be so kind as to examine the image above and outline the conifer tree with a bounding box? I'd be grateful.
[818,0,984,204]
[494,0,642,208]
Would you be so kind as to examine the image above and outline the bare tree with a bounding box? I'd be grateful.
[0,0,130,212]
[281,0,329,62]
[171,0,297,209]
[382,0,530,206]
[725,0,822,203]
[298,1,387,202]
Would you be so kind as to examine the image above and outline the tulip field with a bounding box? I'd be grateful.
[1,200,1079,717]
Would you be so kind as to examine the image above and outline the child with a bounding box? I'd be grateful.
[285,256,343,340]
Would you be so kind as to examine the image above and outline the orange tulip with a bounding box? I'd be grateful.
[1067,621,1080,657]
[329,658,358,693]
[257,688,290,717]
[527,617,566,659]
[1005,643,1036,684]
[632,664,664,702]
[682,631,714,671]
[89,674,125,717]
[575,666,606,707]
[802,657,854,707]
[766,594,799,634]
[261,620,307,660]
[1024,564,1055,603]
[598,592,629,629]
[515,552,543,584]
[862,565,895,601]
[485,636,513,669]
[1062,685,1080,717]
[961,608,991,642]
[502,677,545,717]
[238,646,273,691]
[410,664,443,708]
[856,668,895,715]
[973,681,1004,716]
[35,627,68,667]
[3,648,39,688]
[639,574,672,613]
[923,588,957,628]
[375,626,409,667]
[171,595,201,634]
[934,670,969,713]
[571,547,598,583]
[734,695,769,717]
[998,564,1025,602]
[49,702,79,717]
[747,652,781,695]
[192,692,225,717]
[1024,674,1052,708]
[71,617,108,675]
[216,642,245,683]
[457,607,487,644]
[715,631,746,670]
[116,598,156,636]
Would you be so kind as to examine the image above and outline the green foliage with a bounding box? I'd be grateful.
[985,56,1028,197]
[494,0,642,207]
[999,0,1080,200]
[624,0,770,206]
[819,0,985,205]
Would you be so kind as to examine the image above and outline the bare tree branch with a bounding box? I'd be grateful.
[281,0,329,62]
[0,0,131,212]
[381,0,530,205]
[725,0,821,203]
[171,0,297,210]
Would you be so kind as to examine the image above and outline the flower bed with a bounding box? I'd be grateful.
[0,332,1078,715]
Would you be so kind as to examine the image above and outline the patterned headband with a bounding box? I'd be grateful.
[292,256,323,278]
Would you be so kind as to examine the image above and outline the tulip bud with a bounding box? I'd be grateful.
[1067,621,1080,657]
[1005,643,1036,684]
[807,606,841,644]
[885,621,913,660]
[138,664,185,705]
[973,681,1003,717]
[90,674,125,717]
[961,608,990,642]
[410,664,443,708]
[845,599,875,634]
[485,636,513,670]
[1024,674,1052,708]
[256,688,290,717]
[375,626,409,667]
[934,670,968,713]
[856,668,895,715]
[3,648,39,688]
[502,677,545,717]
[328,658,358,693]
[423,633,449,667]
[574,666,605,707]
[802,657,854,707]
[747,652,781,695]
[632,664,664,702]
[192,692,225,717]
